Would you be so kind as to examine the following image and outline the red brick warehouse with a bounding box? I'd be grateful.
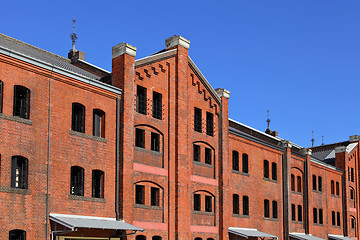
[0,33,358,240]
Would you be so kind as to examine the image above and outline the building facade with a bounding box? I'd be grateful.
[0,33,358,240]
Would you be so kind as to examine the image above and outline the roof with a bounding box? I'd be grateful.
[328,234,354,240]
[290,233,325,240]
[228,227,278,239]
[49,213,144,232]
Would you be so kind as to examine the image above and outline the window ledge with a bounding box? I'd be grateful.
[332,225,341,228]
[312,190,323,194]
[292,220,303,224]
[69,130,107,143]
[232,170,249,176]
[263,177,277,183]
[0,113,32,125]
[134,204,163,210]
[193,211,215,216]
[134,146,161,155]
[193,161,214,168]
[291,191,303,195]
[0,186,30,195]
[331,194,340,198]
[313,223,324,226]
[264,217,279,221]
[68,194,106,203]
[233,214,249,218]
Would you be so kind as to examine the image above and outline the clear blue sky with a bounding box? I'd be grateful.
[2,1,360,147]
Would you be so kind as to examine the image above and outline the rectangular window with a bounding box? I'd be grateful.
[291,204,296,221]
[232,151,239,171]
[351,218,355,229]
[194,194,201,211]
[9,230,26,240]
[206,112,214,136]
[291,174,295,191]
[332,211,336,225]
[93,109,105,137]
[137,85,147,115]
[11,156,28,189]
[70,166,84,196]
[233,194,239,214]
[264,160,269,178]
[312,175,317,191]
[337,212,341,226]
[264,199,270,218]
[351,168,354,182]
[336,182,340,196]
[319,208,323,224]
[152,91,162,119]
[72,103,85,133]
[135,185,145,204]
[193,144,200,162]
[205,195,212,212]
[271,162,277,180]
[272,201,278,219]
[13,86,30,119]
[313,208,318,224]
[151,187,160,206]
[243,196,249,216]
[205,147,212,165]
[92,170,104,198]
[194,108,202,132]
[331,180,335,195]
[318,176,322,192]
[135,128,145,148]
[298,205,303,222]
[151,132,160,152]
[297,176,302,193]
[242,153,249,173]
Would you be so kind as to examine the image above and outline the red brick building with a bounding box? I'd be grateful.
[0,33,358,240]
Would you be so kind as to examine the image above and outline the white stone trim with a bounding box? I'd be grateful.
[165,35,190,49]
[112,43,137,58]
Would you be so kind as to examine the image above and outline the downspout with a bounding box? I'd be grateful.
[116,95,120,220]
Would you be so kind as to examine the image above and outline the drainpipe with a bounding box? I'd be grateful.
[115,95,120,220]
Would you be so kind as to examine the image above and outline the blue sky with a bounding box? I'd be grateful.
[2,1,360,147]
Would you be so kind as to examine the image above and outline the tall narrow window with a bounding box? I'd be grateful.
[350,188,355,200]
[194,108,202,133]
[152,91,162,119]
[332,211,336,226]
[151,132,160,152]
[298,205,303,222]
[205,195,212,212]
[319,209,323,224]
[0,81,3,113]
[136,236,146,240]
[336,182,340,196]
[351,168,354,182]
[153,236,162,240]
[11,156,28,189]
[318,176,322,192]
[93,109,105,137]
[232,151,239,171]
[243,196,249,216]
[205,147,212,165]
[264,199,270,218]
[272,201,278,219]
[135,128,145,148]
[72,103,85,133]
[297,176,302,193]
[9,230,26,240]
[13,85,30,119]
[263,160,269,178]
[351,217,356,229]
[271,162,277,180]
[242,153,249,173]
[233,194,239,214]
[194,194,201,211]
[331,180,335,195]
[137,86,147,115]
[151,187,160,206]
[206,112,214,136]
[348,167,350,181]
[291,174,295,191]
[92,170,104,198]
[70,166,84,196]
[337,212,341,226]
[312,175,317,191]
[291,204,296,221]
[313,208,318,223]
[135,185,145,204]
[193,145,200,162]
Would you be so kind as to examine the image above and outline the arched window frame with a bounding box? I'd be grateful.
[232,151,239,171]
[263,160,269,179]
[271,162,277,180]
[93,109,105,137]
[11,156,28,189]
[13,85,30,119]
[72,103,85,133]
[9,229,26,240]
[70,166,84,196]
[242,153,248,173]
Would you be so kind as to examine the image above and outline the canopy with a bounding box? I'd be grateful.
[328,234,354,240]
[228,227,278,239]
[49,213,144,232]
[290,233,325,240]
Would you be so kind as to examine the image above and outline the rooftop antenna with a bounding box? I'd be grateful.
[322,136,324,145]
[70,17,78,52]
[266,110,271,130]
[311,130,315,147]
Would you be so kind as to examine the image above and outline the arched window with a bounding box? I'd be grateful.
[313,208,318,224]
[232,151,239,171]
[207,238,215,240]
[70,166,84,196]
[350,187,355,200]
[336,182,340,196]
[297,176,302,193]
[318,176,322,192]
[331,180,335,195]
[153,236,162,240]
[72,103,85,133]
[291,174,295,191]
[264,199,270,218]
[312,175,317,190]
[9,229,26,240]
[13,85,30,119]
[243,196,249,216]
[297,205,302,222]
[263,160,269,178]
[242,153,248,173]
[271,162,277,180]
[351,216,356,229]
[0,80,3,113]
[272,201,278,219]
[92,170,104,198]
[194,238,202,240]
[136,235,146,240]
[11,156,28,189]
[93,109,105,137]
[233,194,239,214]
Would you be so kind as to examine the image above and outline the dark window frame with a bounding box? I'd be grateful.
[135,128,145,148]
[264,199,270,218]
[232,151,239,171]
[291,204,296,221]
[271,162,277,180]
[272,201,278,219]
[135,185,145,205]
[11,156,28,189]
[205,147,212,165]
[193,144,200,162]
[13,85,30,119]
[9,229,26,240]
[151,132,160,152]
[297,205,303,222]
[92,170,104,198]
[194,193,201,211]
[206,112,214,136]
[205,195,212,212]
[318,176,322,192]
[93,109,105,138]
[297,176,302,193]
[0,81,3,113]
[313,208,318,224]
[151,187,160,206]
[70,166,84,196]
[242,153,248,173]
[194,108,202,133]
[263,160,269,178]
[71,103,85,133]
[243,196,249,216]
[233,194,239,214]
[152,91,162,120]
[137,85,147,115]
[312,175,317,191]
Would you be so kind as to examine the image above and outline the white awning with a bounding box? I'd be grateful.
[290,233,325,240]
[328,234,354,240]
[229,227,278,239]
[50,213,144,232]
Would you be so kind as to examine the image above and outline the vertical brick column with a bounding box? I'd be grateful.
[300,148,312,235]
[282,140,292,240]
[215,88,230,240]
[350,135,360,238]
[112,43,137,224]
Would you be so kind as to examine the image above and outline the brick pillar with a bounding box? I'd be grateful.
[350,135,360,238]
[215,88,230,240]
[282,140,292,240]
[112,43,137,224]
[300,148,312,235]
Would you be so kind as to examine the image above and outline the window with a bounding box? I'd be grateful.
[336,182,340,196]
[350,188,355,200]
[337,212,341,226]
[153,236,162,240]
[313,208,318,224]
[291,204,296,221]
[297,176,302,193]
[232,151,239,171]
[318,176,322,192]
[194,238,202,240]
[206,112,214,136]
[263,160,269,178]
[291,174,295,191]
[11,156,28,189]
[70,166,84,196]
[243,196,249,216]
[194,194,201,211]
[13,86,30,119]
[348,167,350,181]
[151,187,160,206]
[92,170,104,198]
[272,201,278,219]
[71,103,85,133]
[271,162,277,180]
[242,153,248,173]
[351,217,356,229]
[319,208,323,224]
[152,91,162,119]
[233,194,239,214]
[331,180,335,195]
[193,145,200,162]
[312,175,317,191]
[135,128,145,148]
[332,211,336,226]
[136,236,146,240]
[264,199,270,218]
[297,205,302,222]
[93,109,105,137]
[9,230,26,240]
[194,107,202,133]
[137,86,147,115]
[205,195,212,212]
[135,185,145,204]
[205,147,212,165]
[151,132,160,152]
[351,168,354,182]
[0,81,3,113]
